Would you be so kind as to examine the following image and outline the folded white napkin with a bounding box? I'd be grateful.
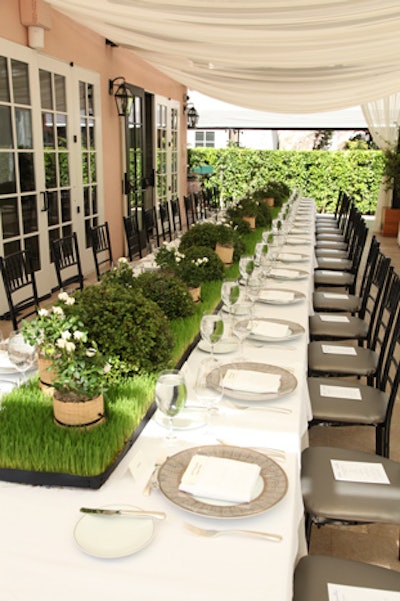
[259,290,295,302]
[179,454,261,503]
[252,321,290,339]
[279,253,302,261]
[271,268,300,278]
[223,368,281,393]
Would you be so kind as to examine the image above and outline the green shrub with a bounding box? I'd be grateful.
[135,271,195,320]
[179,246,225,283]
[179,221,245,263]
[72,283,174,375]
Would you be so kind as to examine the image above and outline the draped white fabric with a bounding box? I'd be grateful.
[362,94,400,230]
[47,0,400,114]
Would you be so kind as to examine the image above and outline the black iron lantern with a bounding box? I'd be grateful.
[109,77,133,117]
[183,95,199,129]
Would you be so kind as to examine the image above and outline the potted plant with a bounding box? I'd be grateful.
[214,223,236,264]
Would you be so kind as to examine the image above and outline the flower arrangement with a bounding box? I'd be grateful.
[22,292,109,399]
[155,245,224,289]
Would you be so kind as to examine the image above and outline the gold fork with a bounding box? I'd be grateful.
[184,522,282,542]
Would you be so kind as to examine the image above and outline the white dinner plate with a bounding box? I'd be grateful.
[154,407,207,430]
[269,268,309,280]
[74,504,155,558]
[258,288,305,305]
[249,318,305,342]
[0,350,18,374]
[198,337,239,354]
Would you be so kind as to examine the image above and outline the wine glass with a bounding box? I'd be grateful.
[200,313,224,359]
[7,331,36,386]
[194,359,224,426]
[231,302,253,358]
[239,255,255,284]
[246,275,262,304]
[221,279,240,315]
[155,369,187,442]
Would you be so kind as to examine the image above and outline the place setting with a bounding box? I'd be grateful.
[248,318,305,343]
[268,266,309,281]
[257,287,306,305]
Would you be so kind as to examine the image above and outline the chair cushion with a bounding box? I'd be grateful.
[314,270,354,288]
[315,240,348,250]
[308,376,387,423]
[313,291,361,313]
[315,247,349,258]
[301,446,400,523]
[293,555,400,601]
[316,257,352,270]
[308,341,378,377]
[309,314,368,340]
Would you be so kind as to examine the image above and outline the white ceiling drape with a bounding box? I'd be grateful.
[46,0,400,114]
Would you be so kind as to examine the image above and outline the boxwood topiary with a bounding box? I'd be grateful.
[178,246,225,283]
[72,282,174,375]
[135,271,195,320]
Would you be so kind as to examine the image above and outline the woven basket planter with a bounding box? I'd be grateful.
[215,243,234,265]
[53,390,105,429]
[243,215,256,230]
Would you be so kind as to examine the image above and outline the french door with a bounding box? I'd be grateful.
[155,96,180,206]
[0,39,102,315]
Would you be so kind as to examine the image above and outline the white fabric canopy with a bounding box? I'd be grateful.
[47,0,400,114]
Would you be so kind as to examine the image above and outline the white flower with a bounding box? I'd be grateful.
[103,362,111,374]
[56,338,67,349]
[65,296,75,306]
[118,257,128,265]
[52,306,65,317]
[65,341,75,353]
[86,347,97,358]
[38,308,49,317]
[73,330,85,341]
[61,330,72,340]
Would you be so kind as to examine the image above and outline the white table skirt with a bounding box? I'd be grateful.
[0,197,316,601]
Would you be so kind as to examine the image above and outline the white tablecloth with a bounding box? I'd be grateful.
[0,198,316,601]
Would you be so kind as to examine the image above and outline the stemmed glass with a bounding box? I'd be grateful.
[194,359,224,426]
[155,369,187,442]
[239,255,255,285]
[200,313,224,359]
[246,275,262,304]
[221,279,240,315]
[7,331,36,386]
[231,302,253,358]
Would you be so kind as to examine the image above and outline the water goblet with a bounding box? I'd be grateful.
[155,369,187,442]
[246,275,262,304]
[221,279,240,315]
[7,331,36,386]
[194,359,224,426]
[200,313,224,359]
[231,302,253,358]
[239,255,255,285]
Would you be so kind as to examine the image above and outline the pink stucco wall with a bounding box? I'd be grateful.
[1,0,187,259]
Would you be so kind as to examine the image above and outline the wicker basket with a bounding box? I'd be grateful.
[37,355,57,394]
[243,215,256,230]
[53,390,105,429]
[215,243,234,265]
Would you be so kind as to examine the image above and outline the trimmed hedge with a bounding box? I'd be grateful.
[189,148,385,215]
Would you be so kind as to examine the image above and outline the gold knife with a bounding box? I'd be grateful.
[80,507,166,520]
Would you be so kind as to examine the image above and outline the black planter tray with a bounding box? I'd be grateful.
[0,403,156,490]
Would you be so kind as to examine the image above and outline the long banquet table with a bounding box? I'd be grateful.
[0,197,316,601]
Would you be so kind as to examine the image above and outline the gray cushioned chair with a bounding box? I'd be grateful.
[301,445,400,547]
[293,555,400,601]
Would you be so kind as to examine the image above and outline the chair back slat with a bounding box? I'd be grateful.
[0,249,39,330]
[52,232,84,293]
[90,222,113,280]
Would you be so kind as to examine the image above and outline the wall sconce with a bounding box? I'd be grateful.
[183,95,199,129]
[108,77,133,117]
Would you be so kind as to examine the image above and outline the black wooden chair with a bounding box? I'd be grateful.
[143,207,160,249]
[90,222,113,280]
[123,214,143,261]
[184,194,196,229]
[0,249,39,330]
[159,201,173,242]
[52,232,84,293]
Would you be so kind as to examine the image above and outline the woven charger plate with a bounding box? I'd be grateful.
[157,445,288,518]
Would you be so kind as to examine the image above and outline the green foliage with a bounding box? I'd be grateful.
[179,221,245,262]
[72,283,174,375]
[188,148,385,215]
[135,271,195,319]
[181,246,225,283]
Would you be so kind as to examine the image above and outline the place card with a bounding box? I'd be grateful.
[322,345,357,355]
[259,290,295,302]
[319,315,350,322]
[330,460,390,484]
[328,582,400,600]
[320,384,362,400]
[252,321,290,338]
[322,293,349,299]
[179,454,261,502]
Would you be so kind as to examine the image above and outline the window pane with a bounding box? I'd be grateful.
[0,56,10,102]
[60,189,71,222]
[83,187,90,217]
[79,81,86,114]
[0,197,19,238]
[0,106,12,148]
[55,74,66,111]
[4,240,21,257]
[92,186,97,214]
[58,152,69,186]
[22,194,37,234]
[87,83,94,115]
[24,235,40,271]
[57,114,67,148]
[42,112,55,148]
[88,118,95,146]
[19,153,35,191]
[15,108,32,149]
[47,191,59,226]
[44,152,57,188]
[12,60,30,105]
[39,70,52,110]
[81,119,87,148]
[0,153,16,193]
[90,152,96,182]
